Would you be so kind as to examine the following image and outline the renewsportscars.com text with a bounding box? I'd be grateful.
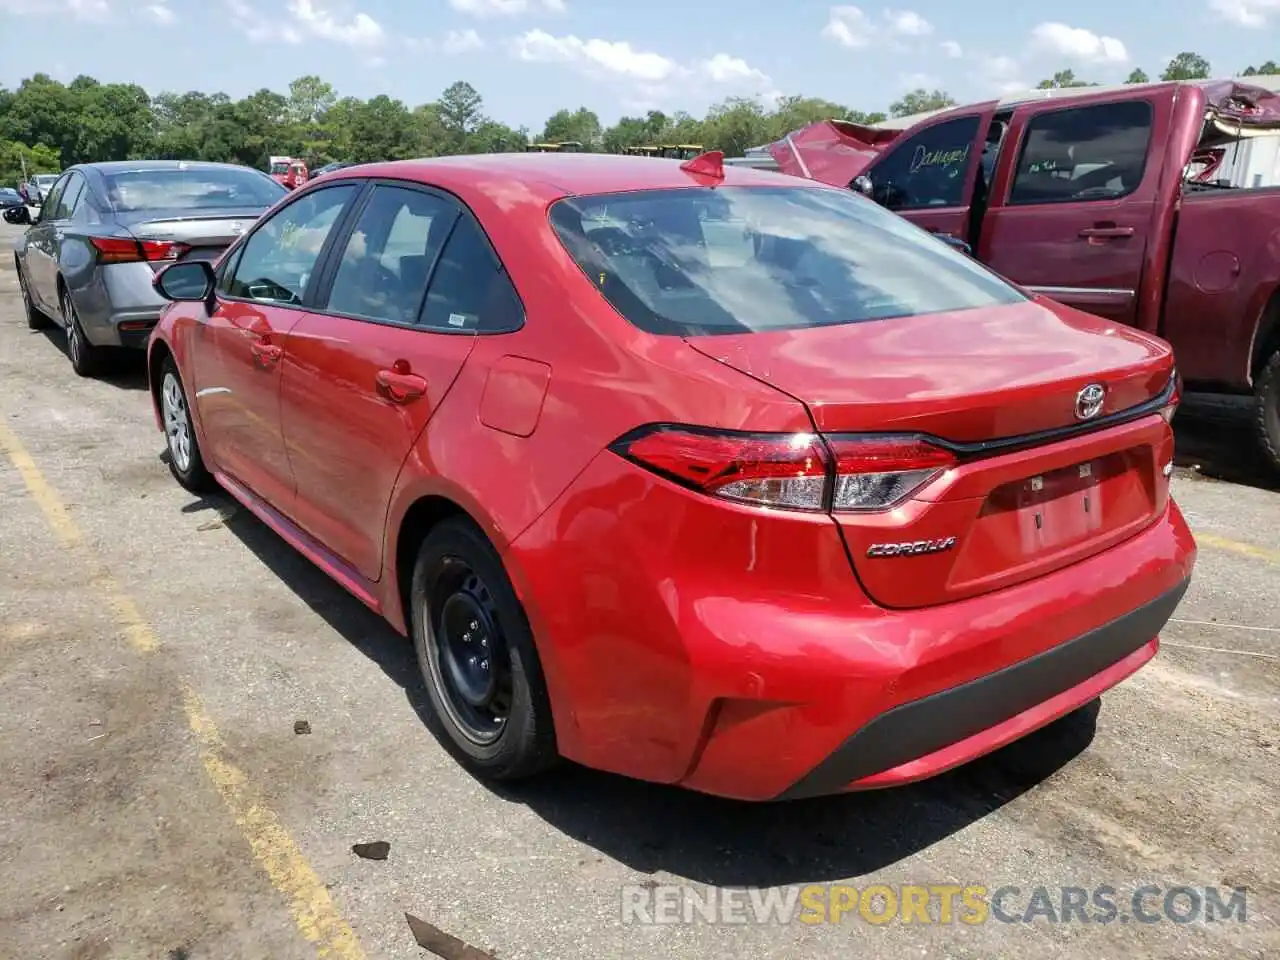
[620,883,1249,926]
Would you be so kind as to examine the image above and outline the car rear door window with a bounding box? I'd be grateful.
[1009,100,1154,205]
[865,115,981,211]
[419,214,524,334]
[324,185,459,325]
[224,184,357,305]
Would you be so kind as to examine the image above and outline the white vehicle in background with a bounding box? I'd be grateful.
[26,173,60,205]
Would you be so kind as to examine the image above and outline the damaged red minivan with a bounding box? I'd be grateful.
[146,152,1196,801]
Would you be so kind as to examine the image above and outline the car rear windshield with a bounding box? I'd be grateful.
[101,167,287,213]
[547,185,1027,336]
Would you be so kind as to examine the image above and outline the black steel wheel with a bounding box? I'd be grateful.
[410,517,558,780]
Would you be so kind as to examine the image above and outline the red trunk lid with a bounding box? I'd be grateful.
[685,297,1178,608]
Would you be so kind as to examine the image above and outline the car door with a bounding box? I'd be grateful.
[280,182,522,582]
[192,182,361,515]
[859,110,994,245]
[23,172,71,309]
[975,92,1171,326]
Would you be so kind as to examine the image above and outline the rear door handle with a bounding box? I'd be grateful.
[250,340,283,365]
[376,368,428,403]
[1079,225,1135,239]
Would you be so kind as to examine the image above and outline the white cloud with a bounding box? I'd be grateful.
[822,6,875,48]
[699,53,770,85]
[980,54,1028,93]
[885,9,932,36]
[442,28,484,53]
[940,39,962,58]
[0,0,108,19]
[1030,22,1128,64]
[226,0,383,48]
[142,2,174,23]
[509,31,771,110]
[450,0,564,16]
[823,6,932,48]
[510,29,680,81]
[1209,0,1280,25]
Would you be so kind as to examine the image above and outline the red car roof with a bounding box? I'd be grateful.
[334,153,814,201]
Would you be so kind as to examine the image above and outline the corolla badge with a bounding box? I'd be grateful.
[1075,383,1106,421]
[866,536,958,558]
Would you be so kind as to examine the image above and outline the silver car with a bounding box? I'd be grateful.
[10,160,288,376]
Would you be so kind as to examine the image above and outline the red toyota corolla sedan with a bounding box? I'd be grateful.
[145,151,1196,802]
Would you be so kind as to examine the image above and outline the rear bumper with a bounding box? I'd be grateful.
[71,262,167,349]
[776,578,1187,799]
[507,451,1197,802]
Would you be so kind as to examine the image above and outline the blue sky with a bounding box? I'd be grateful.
[2,0,1279,130]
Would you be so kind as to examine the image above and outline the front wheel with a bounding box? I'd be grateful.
[1254,350,1280,474]
[159,357,215,493]
[16,260,49,330]
[410,518,559,781]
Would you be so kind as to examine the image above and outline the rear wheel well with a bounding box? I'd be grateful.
[395,496,471,624]
[148,340,173,417]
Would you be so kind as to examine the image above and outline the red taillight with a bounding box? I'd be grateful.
[90,236,189,264]
[1159,366,1182,425]
[610,425,955,513]
[825,435,956,511]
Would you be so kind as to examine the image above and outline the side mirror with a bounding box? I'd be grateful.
[936,234,973,257]
[154,260,216,302]
[852,175,874,198]
[3,206,31,225]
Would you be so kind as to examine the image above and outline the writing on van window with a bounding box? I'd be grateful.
[865,114,980,211]
[909,143,970,175]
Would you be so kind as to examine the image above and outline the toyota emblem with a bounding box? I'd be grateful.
[1075,383,1106,420]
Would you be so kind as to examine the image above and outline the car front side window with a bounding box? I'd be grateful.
[224,184,358,306]
[324,184,459,325]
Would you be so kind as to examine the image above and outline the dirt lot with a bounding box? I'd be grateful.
[0,220,1276,959]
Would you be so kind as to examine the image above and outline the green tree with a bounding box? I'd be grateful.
[1037,69,1092,89]
[540,107,602,149]
[1125,68,1150,84]
[0,139,60,186]
[1242,61,1279,76]
[888,88,956,118]
[1161,52,1211,81]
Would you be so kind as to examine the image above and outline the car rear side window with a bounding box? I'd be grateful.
[419,215,524,334]
[864,115,981,211]
[548,185,1026,337]
[224,185,357,305]
[324,185,458,325]
[52,173,85,220]
[1009,100,1154,205]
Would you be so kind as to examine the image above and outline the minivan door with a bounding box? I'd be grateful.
[976,90,1175,327]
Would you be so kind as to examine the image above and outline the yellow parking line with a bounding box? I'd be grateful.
[0,419,366,960]
[1197,532,1280,566]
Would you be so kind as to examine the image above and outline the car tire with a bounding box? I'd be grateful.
[60,288,105,378]
[1254,349,1280,474]
[159,356,215,493]
[16,260,49,330]
[410,517,559,782]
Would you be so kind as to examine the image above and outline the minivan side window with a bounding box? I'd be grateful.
[1008,100,1154,205]
[419,215,524,334]
[865,115,981,211]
